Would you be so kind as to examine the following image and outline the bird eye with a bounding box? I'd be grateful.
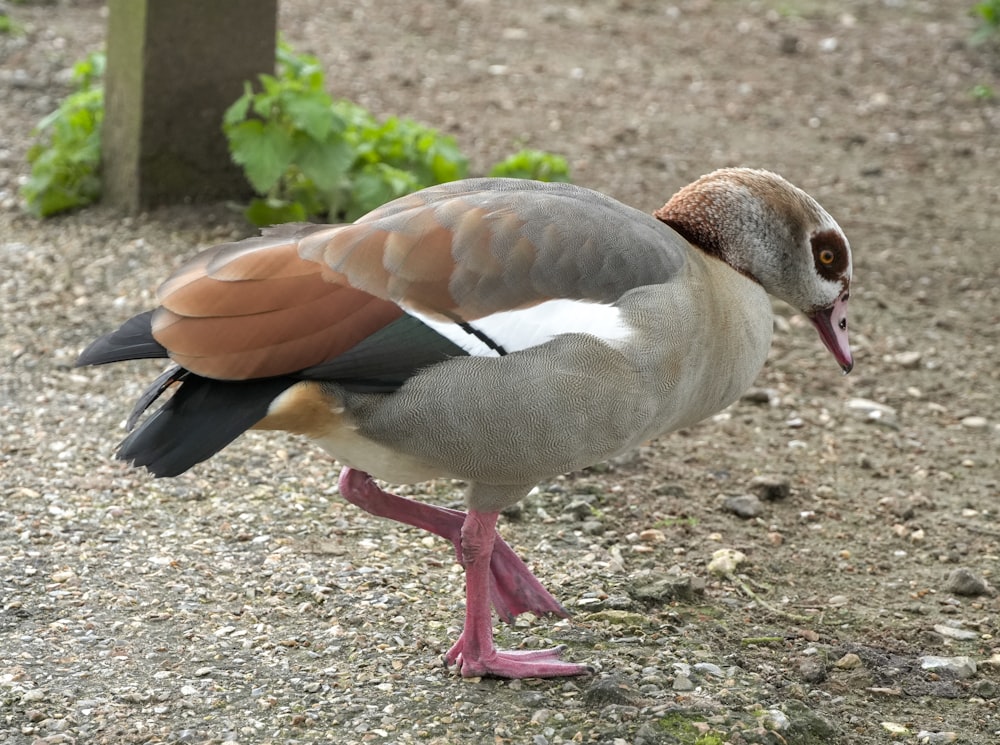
[819,249,835,265]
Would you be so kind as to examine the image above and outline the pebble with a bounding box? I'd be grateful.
[882,722,910,736]
[580,520,605,535]
[891,350,922,368]
[583,677,640,706]
[835,653,862,670]
[741,387,778,405]
[919,655,977,679]
[629,574,702,603]
[798,658,827,683]
[693,662,724,678]
[707,548,747,576]
[638,528,666,543]
[722,493,763,519]
[943,568,989,597]
[845,397,898,427]
[671,674,695,691]
[562,498,596,521]
[933,623,979,641]
[916,732,958,744]
[748,475,791,501]
[960,416,988,429]
[762,708,790,730]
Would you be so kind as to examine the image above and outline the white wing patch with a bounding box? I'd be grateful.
[409,298,631,357]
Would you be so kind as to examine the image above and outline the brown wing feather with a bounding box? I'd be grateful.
[150,228,403,380]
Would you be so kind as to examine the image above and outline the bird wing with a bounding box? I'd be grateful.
[150,178,687,381]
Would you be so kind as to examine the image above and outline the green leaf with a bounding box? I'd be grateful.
[349,163,420,219]
[276,42,325,90]
[297,134,354,193]
[283,88,338,142]
[245,197,308,227]
[226,119,297,194]
[71,51,105,89]
[223,83,254,128]
[332,98,377,131]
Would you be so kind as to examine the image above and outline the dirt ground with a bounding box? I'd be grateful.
[2,1,1000,743]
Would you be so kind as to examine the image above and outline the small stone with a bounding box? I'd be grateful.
[501,502,524,520]
[828,595,849,607]
[530,709,552,724]
[933,623,979,641]
[919,655,977,678]
[960,416,988,429]
[692,662,723,678]
[763,708,790,730]
[722,494,763,519]
[845,398,898,427]
[707,548,747,576]
[741,387,778,405]
[882,722,910,736]
[943,568,989,596]
[671,674,695,691]
[835,653,862,670]
[630,575,701,603]
[915,732,958,744]
[580,520,605,536]
[971,679,998,699]
[892,350,922,368]
[562,498,595,521]
[798,658,827,683]
[583,676,640,706]
[780,700,840,741]
[638,528,666,543]
[749,475,791,501]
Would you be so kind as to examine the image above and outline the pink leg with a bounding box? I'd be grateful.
[445,510,593,678]
[337,467,567,622]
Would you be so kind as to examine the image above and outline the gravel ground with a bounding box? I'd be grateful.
[2,1,1000,744]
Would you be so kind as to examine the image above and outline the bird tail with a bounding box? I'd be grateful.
[77,311,295,477]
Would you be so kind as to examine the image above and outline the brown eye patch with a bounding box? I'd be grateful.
[811,230,848,281]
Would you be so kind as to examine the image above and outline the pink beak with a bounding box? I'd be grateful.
[808,293,853,374]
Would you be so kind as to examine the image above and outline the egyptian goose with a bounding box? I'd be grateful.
[77,169,853,678]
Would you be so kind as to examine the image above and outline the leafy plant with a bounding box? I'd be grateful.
[489,149,570,182]
[971,0,1000,44]
[226,44,571,226]
[22,51,105,217]
[224,44,472,225]
[24,42,570,222]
